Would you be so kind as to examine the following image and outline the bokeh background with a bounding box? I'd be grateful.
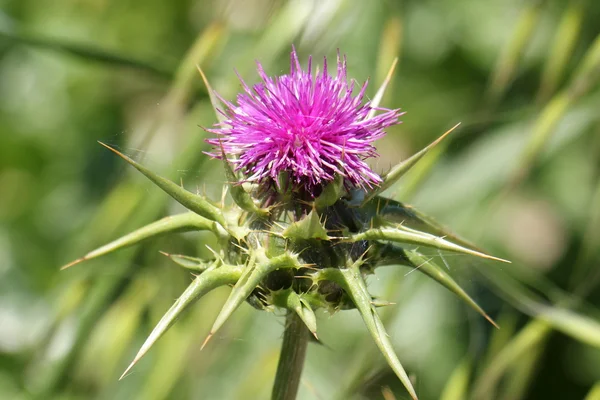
[1,0,600,399]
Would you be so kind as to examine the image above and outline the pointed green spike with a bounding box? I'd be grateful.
[314,175,344,210]
[399,204,483,252]
[272,289,318,338]
[204,251,302,347]
[282,210,329,241]
[349,226,510,264]
[367,58,398,120]
[98,142,226,228]
[160,251,216,273]
[319,267,418,400]
[219,143,269,217]
[61,212,219,270]
[196,65,226,123]
[370,297,396,308]
[402,249,498,328]
[365,196,484,252]
[119,264,243,379]
[361,123,460,206]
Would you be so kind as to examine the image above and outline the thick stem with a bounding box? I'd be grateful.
[271,312,309,400]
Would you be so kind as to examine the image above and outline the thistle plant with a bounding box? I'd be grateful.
[63,47,508,400]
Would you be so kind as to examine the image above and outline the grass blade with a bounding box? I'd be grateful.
[536,0,584,103]
[440,358,471,400]
[486,0,544,105]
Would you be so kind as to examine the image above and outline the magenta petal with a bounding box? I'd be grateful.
[206,47,402,194]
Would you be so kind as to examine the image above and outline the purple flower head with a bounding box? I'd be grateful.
[207,47,402,194]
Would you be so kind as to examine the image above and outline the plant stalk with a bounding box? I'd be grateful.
[272,312,309,400]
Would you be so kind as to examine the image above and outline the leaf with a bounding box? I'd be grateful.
[440,358,471,400]
[536,305,600,348]
[486,1,543,104]
[472,320,551,400]
[499,342,544,400]
[512,32,600,186]
[476,263,600,348]
[536,0,583,103]
[203,251,301,348]
[120,264,243,379]
[61,212,217,270]
[0,28,173,79]
[319,267,418,400]
[361,123,460,205]
[584,381,600,400]
[98,142,227,228]
[349,226,509,263]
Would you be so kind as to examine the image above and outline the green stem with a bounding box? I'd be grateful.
[272,312,309,400]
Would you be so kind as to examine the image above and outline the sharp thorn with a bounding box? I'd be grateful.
[200,333,213,350]
[60,257,85,271]
[119,356,140,380]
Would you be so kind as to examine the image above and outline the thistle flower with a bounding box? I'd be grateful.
[65,47,509,400]
[206,47,402,194]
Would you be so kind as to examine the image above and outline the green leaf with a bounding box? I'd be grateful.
[536,305,600,348]
[584,381,600,400]
[120,264,243,379]
[512,32,600,185]
[61,212,218,270]
[361,123,459,205]
[477,263,600,348]
[472,320,551,399]
[282,210,329,241]
[499,341,544,400]
[98,142,227,228]
[486,1,543,104]
[203,251,302,348]
[0,29,173,79]
[349,225,509,263]
[402,249,498,328]
[536,0,583,102]
[319,267,418,400]
[440,358,471,400]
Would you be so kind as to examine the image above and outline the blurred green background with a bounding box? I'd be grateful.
[1,0,600,399]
